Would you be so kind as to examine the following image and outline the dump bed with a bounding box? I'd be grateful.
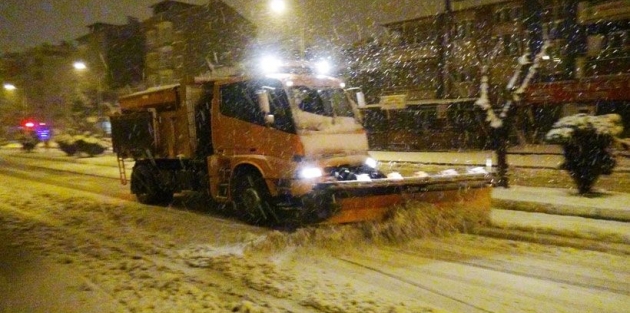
[113,83,205,159]
[110,111,155,158]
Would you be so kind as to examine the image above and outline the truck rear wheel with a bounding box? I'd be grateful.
[231,170,278,225]
[131,165,173,205]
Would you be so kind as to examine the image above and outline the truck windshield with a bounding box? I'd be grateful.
[290,86,355,118]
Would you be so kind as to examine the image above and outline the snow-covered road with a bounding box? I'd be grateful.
[1,151,629,312]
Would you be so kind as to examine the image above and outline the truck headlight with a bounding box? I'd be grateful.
[299,167,323,179]
[364,157,378,169]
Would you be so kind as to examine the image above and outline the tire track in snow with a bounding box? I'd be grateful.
[330,243,629,313]
[381,245,630,296]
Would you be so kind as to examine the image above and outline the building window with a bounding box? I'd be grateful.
[146,30,157,48]
[454,20,474,40]
[146,52,159,70]
[494,6,521,23]
[159,46,173,69]
[175,55,184,69]
[147,74,158,87]
[543,19,564,40]
[510,6,522,21]
[493,35,521,57]
[158,21,173,45]
[159,69,174,85]
[502,35,520,56]
[606,30,629,53]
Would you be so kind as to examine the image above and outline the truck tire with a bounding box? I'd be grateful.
[131,165,173,205]
[231,170,278,225]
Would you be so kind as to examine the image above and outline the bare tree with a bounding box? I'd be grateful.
[475,41,550,187]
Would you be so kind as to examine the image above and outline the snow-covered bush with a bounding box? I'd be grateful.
[55,133,78,156]
[19,130,39,152]
[74,134,109,156]
[546,114,623,144]
[55,132,109,157]
[546,113,623,194]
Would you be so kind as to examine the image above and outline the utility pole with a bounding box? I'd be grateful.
[437,0,453,98]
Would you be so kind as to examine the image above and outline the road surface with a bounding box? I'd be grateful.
[0,150,628,312]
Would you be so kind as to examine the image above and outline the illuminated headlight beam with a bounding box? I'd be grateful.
[299,167,323,179]
[364,157,378,168]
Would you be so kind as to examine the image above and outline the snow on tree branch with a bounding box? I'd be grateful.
[514,41,551,100]
[475,40,551,129]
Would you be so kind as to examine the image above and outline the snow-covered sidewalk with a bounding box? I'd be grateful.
[493,185,630,222]
[369,148,630,171]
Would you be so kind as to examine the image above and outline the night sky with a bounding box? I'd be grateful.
[0,0,470,54]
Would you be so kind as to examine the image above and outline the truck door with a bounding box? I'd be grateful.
[214,79,297,158]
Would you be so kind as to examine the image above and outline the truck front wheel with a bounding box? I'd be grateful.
[231,170,278,225]
[131,165,173,205]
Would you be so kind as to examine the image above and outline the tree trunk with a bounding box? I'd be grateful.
[495,135,509,188]
[493,111,512,188]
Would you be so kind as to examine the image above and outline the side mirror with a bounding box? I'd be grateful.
[264,114,275,125]
[257,90,274,125]
[257,90,271,113]
[356,91,366,108]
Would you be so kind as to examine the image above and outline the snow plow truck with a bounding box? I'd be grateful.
[111,71,491,225]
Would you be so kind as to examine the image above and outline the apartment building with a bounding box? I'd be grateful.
[75,17,145,92]
[142,0,256,87]
[0,43,77,127]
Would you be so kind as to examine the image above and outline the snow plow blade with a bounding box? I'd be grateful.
[312,173,492,224]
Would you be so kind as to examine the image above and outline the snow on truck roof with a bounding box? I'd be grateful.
[119,73,345,106]
[118,83,181,110]
[119,83,181,100]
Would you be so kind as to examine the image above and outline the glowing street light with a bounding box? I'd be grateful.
[72,60,108,134]
[269,0,286,14]
[73,61,87,71]
[3,83,29,114]
[268,0,307,59]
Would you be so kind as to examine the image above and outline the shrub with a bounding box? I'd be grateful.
[546,113,623,194]
[55,132,109,157]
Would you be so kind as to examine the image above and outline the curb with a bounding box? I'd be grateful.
[476,227,630,255]
[492,199,630,222]
[372,158,630,173]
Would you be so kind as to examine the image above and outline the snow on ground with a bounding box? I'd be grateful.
[0,171,449,312]
[2,148,630,312]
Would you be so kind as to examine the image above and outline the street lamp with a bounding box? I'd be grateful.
[2,83,28,113]
[73,61,106,134]
[73,61,87,71]
[269,0,286,13]
[268,0,306,59]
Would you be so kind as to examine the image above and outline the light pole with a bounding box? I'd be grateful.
[73,61,105,132]
[3,83,28,114]
[268,0,306,59]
